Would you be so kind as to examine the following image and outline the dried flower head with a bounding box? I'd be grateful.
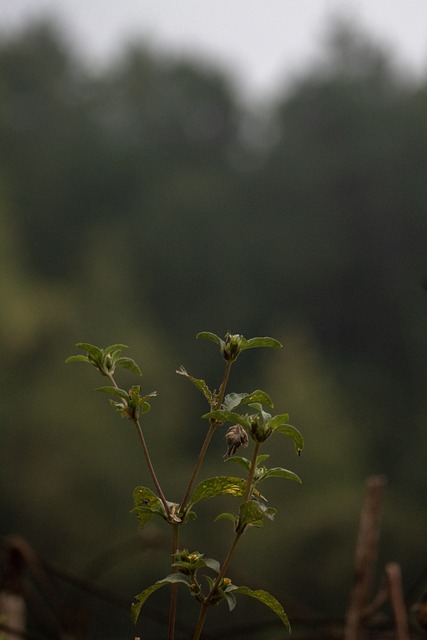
[224,424,248,458]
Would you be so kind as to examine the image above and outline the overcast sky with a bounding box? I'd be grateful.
[3,0,427,98]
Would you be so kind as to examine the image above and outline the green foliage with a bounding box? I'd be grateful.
[67,333,302,638]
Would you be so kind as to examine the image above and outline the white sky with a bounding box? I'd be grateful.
[3,0,427,99]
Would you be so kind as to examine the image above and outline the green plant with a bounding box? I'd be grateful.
[66,331,304,639]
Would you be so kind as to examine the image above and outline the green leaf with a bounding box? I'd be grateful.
[115,357,142,376]
[230,586,290,630]
[260,467,302,484]
[223,589,237,611]
[196,331,224,348]
[237,500,276,532]
[204,557,220,573]
[202,410,250,429]
[75,342,103,359]
[95,386,129,399]
[223,456,251,472]
[65,355,90,364]
[131,574,192,624]
[267,413,289,429]
[274,423,304,454]
[214,512,237,525]
[240,337,283,351]
[223,390,274,411]
[103,343,129,355]
[188,476,249,508]
[176,366,213,403]
[131,486,169,528]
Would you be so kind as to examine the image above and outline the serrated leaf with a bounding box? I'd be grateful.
[261,467,302,484]
[115,357,142,376]
[65,355,90,364]
[188,476,249,508]
[230,586,290,630]
[176,366,213,403]
[131,574,192,625]
[196,332,224,348]
[241,337,283,351]
[274,424,304,454]
[95,386,129,399]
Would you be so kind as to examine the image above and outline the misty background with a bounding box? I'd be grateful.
[1,7,427,639]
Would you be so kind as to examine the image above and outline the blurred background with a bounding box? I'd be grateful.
[1,2,427,638]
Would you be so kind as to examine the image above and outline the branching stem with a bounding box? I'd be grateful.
[179,360,233,513]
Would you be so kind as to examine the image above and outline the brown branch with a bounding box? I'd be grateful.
[344,475,387,640]
[386,562,410,640]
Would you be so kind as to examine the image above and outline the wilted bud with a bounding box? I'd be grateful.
[224,424,248,458]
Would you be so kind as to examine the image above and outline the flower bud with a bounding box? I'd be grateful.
[222,332,244,361]
[249,414,272,443]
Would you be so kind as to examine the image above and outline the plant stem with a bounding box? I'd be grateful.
[179,360,233,513]
[107,372,172,519]
[133,417,172,519]
[193,532,242,640]
[168,524,180,640]
[243,440,260,502]
[193,442,261,639]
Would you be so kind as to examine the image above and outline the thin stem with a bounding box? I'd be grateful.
[168,524,180,640]
[133,418,172,519]
[243,441,260,503]
[107,372,172,519]
[193,532,242,640]
[179,360,233,513]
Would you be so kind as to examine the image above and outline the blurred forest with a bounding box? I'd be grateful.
[1,16,427,639]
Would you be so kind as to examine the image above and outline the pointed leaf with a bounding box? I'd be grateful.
[95,386,129,399]
[223,456,251,472]
[223,390,274,411]
[204,557,220,573]
[202,410,250,429]
[237,500,276,532]
[115,357,142,376]
[103,343,129,355]
[65,355,90,364]
[241,337,282,351]
[131,486,169,527]
[223,589,237,611]
[230,586,290,630]
[214,512,237,525]
[267,413,289,429]
[131,574,192,625]
[274,424,304,454]
[176,366,213,403]
[196,332,224,348]
[188,476,249,508]
[75,342,103,358]
[261,467,302,484]
[239,390,274,408]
